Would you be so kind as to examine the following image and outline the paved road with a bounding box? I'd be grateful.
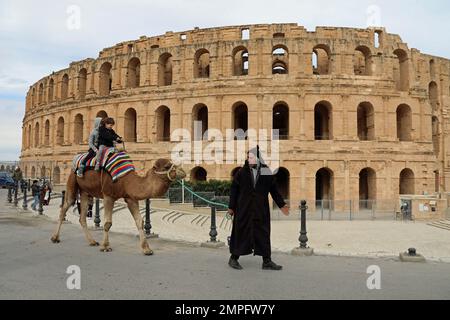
[1,201,450,300]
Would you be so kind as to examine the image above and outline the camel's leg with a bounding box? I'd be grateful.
[79,191,99,246]
[100,196,114,252]
[50,192,76,243]
[126,198,153,256]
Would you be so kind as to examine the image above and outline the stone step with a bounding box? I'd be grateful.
[427,221,450,231]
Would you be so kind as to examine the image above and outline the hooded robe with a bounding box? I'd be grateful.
[228,147,286,257]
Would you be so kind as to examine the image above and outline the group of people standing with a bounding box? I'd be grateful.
[11,166,53,211]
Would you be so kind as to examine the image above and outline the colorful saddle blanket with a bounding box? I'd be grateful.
[73,147,135,182]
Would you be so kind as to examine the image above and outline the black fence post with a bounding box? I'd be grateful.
[144,199,158,238]
[22,185,28,210]
[7,187,12,203]
[201,202,224,248]
[13,184,18,206]
[291,200,314,256]
[94,198,101,228]
[209,205,218,242]
[37,185,44,215]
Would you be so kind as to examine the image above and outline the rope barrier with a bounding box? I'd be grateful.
[176,180,232,220]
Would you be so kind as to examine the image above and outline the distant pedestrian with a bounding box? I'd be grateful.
[31,180,40,211]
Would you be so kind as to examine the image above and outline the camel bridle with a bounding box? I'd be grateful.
[153,162,177,182]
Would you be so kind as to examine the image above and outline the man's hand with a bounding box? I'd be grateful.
[228,209,235,217]
[281,205,290,216]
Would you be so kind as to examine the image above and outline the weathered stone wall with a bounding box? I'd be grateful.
[20,23,450,204]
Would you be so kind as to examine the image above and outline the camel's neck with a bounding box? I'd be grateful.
[123,171,171,200]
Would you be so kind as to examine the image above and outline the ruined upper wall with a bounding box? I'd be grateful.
[25,23,450,113]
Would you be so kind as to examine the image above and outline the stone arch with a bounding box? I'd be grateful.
[190,166,207,182]
[274,167,290,200]
[99,62,113,95]
[429,81,439,111]
[48,78,55,102]
[232,102,248,140]
[56,116,65,145]
[432,116,440,155]
[41,166,46,179]
[399,168,415,195]
[359,168,377,208]
[232,46,249,76]
[126,58,141,88]
[314,101,333,140]
[124,108,137,142]
[155,106,170,141]
[31,87,36,108]
[27,124,32,149]
[38,83,44,104]
[354,46,372,76]
[272,45,289,74]
[312,44,331,75]
[34,122,40,147]
[430,59,436,79]
[96,110,108,119]
[31,166,36,178]
[53,166,61,185]
[273,102,289,140]
[78,68,87,99]
[396,104,412,142]
[61,74,69,99]
[158,53,173,86]
[357,102,375,141]
[194,49,210,78]
[192,104,208,141]
[74,114,84,144]
[316,168,334,208]
[393,49,409,91]
[44,119,50,145]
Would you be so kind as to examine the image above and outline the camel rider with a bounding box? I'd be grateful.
[95,117,123,172]
[77,117,102,178]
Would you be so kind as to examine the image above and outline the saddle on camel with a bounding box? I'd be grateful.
[51,145,186,256]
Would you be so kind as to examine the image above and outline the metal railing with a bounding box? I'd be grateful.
[271,199,403,221]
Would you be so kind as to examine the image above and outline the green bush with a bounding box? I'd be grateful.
[171,179,232,196]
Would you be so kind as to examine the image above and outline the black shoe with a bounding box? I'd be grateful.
[228,257,243,270]
[262,260,283,270]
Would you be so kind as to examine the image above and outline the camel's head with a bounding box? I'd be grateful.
[152,159,186,182]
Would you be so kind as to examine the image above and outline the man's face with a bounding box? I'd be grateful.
[248,152,257,165]
[106,123,114,129]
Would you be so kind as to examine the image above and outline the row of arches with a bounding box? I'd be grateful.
[22,166,61,184]
[29,46,414,108]
[190,166,417,201]
[24,100,439,150]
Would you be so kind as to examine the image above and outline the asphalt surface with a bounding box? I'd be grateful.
[1,198,450,300]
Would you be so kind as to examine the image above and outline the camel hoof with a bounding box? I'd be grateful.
[50,236,60,244]
[143,249,154,256]
[90,241,100,247]
[100,247,112,252]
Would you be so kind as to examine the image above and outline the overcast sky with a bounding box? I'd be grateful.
[0,0,449,161]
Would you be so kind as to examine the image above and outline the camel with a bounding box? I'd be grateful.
[50,158,186,255]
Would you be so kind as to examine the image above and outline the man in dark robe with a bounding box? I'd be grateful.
[228,146,290,270]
